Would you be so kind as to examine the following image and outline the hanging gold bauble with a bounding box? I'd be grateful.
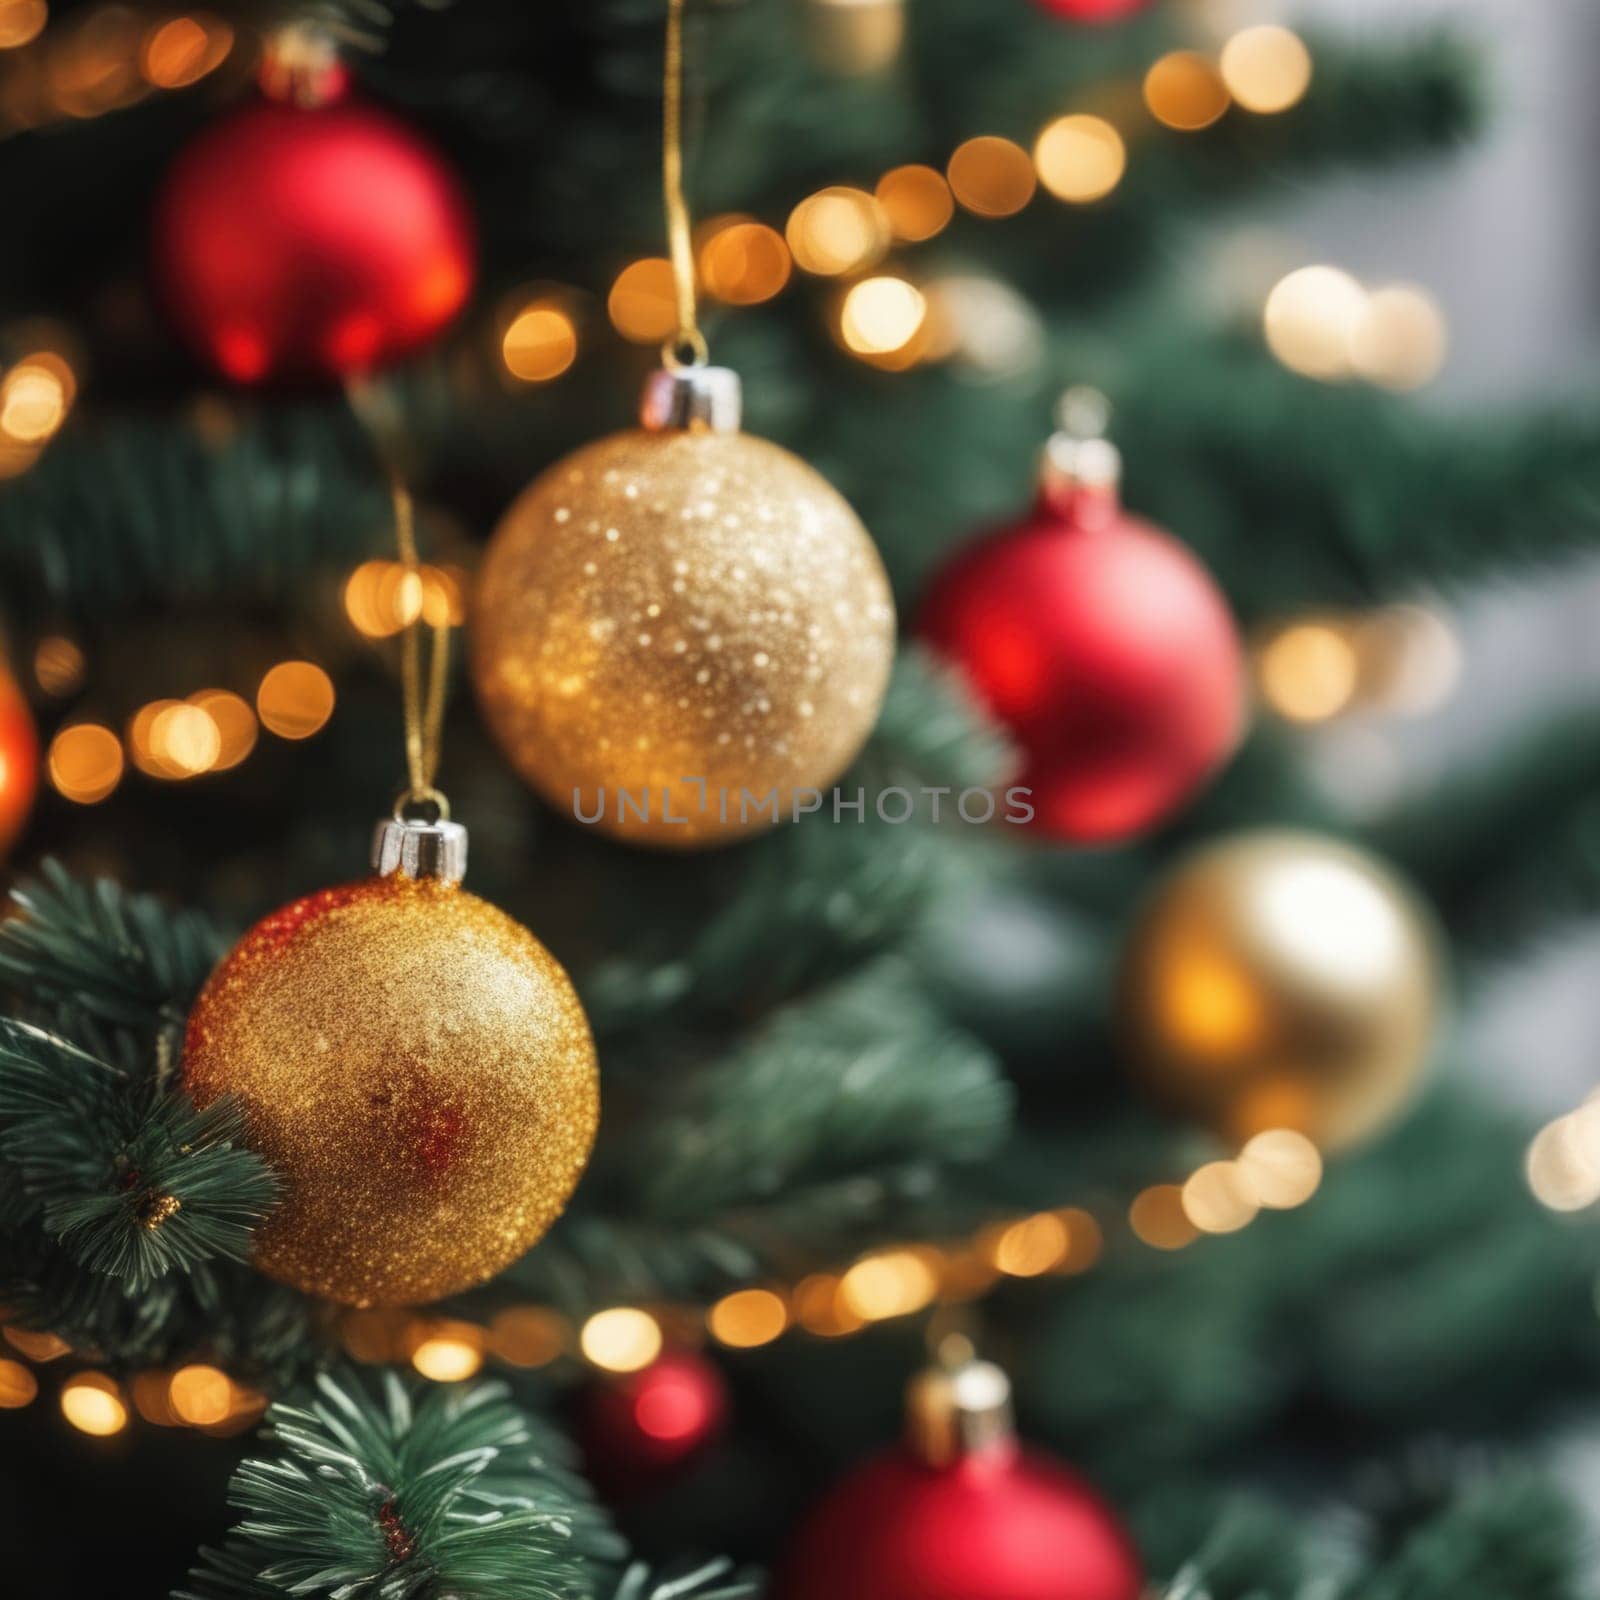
[184,813,598,1308]
[471,365,896,847]
[1118,830,1441,1152]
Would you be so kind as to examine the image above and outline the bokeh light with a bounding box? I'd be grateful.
[580,1307,662,1373]
[4,1326,68,1361]
[1237,1129,1323,1209]
[839,1249,940,1321]
[699,217,791,304]
[608,258,679,343]
[0,355,71,444]
[502,302,579,382]
[984,1212,1070,1276]
[786,187,890,276]
[0,0,46,50]
[168,1364,232,1426]
[791,1273,864,1337]
[0,1358,37,1407]
[1144,51,1231,131]
[33,633,84,696]
[839,275,927,357]
[708,1288,789,1349]
[257,661,335,740]
[876,164,954,242]
[60,1371,127,1436]
[1528,1105,1600,1213]
[947,136,1037,218]
[1181,1160,1260,1234]
[48,723,124,803]
[188,689,257,771]
[150,701,221,775]
[140,14,233,89]
[488,1306,568,1368]
[1129,1184,1199,1250]
[1219,25,1312,114]
[1349,283,1448,391]
[1263,265,1368,381]
[411,1324,485,1382]
[1034,114,1126,203]
[1258,619,1360,722]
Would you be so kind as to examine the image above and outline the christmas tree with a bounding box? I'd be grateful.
[1,1,1596,1595]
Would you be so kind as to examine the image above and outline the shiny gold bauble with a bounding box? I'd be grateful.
[471,426,896,846]
[1119,830,1440,1152]
[184,874,598,1307]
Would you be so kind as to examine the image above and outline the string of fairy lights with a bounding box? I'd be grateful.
[0,1125,1325,1440]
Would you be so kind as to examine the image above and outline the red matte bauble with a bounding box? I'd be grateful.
[919,482,1244,842]
[153,92,475,383]
[780,1439,1142,1600]
[582,1352,729,1491]
[1032,0,1151,22]
[0,664,38,859]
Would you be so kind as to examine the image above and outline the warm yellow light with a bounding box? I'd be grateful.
[875,165,954,242]
[1144,51,1230,131]
[502,304,579,382]
[947,136,1037,218]
[1129,1184,1199,1250]
[0,361,67,443]
[1263,265,1368,381]
[1528,1108,1600,1213]
[33,633,84,696]
[580,1307,662,1372]
[839,1249,940,1321]
[140,14,232,88]
[420,564,468,628]
[0,0,46,50]
[608,258,679,344]
[4,1326,68,1361]
[257,661,335,740]
[1358,604,1461,716]
[61,1372,127,1436]
[1057,1208,1103,1273]
[48,723,123,804]
[0,437,42,480]
[1259,620,1360,722]
[1219,25,1311,114]
[168,1363,232,1426]
[937,1248,1001,1303]
[786,187,890,276]
[488,1307,568,1368]
[0,1358,37,1408]
[151,701,221,776]
[708,1288,789,1349]
[1161,947,1263,1056]
[792,1273,865,1337]
[840,276,927,357]
[1237,1129,1323,1209]
[699,219,792,305]
[985,1213,1070,1277]
[345,559,419,639]
[1034,114,1126,203]
[411,1329,485,1383]
[131,1369,179,1426]
[1182,1160,1260,1234]
[1349,283,1448,391]
[187,689,257,771]
[127,699,181,777]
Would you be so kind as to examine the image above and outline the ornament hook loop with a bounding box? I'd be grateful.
[661,330,710,371]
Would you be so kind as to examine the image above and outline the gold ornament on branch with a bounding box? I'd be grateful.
[1118,830,1441,1152]
[471,0,895,846]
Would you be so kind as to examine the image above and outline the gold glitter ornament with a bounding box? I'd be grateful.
[183,811,598,1308]
[1119,829,1441,1153]
[471,365,896,845]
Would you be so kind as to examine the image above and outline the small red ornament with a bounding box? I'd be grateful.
[582,1351,729,1493]
[0,659,38,859]
[1032,0,1151,22]
[780,1354,1141,1600]
[919,400,1244,842]
[153,60,475,384]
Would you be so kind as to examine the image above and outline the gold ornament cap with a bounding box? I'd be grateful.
[372,810,468,885]
[905,1352,1016,1466]
[641,364,743,434]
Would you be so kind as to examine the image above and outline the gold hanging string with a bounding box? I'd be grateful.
[390,476,451,816]
[662,0,707,367]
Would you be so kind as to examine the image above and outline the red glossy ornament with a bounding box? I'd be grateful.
[153,79,475,384]
[582,1351,729,1492]
[0,661,38,859]
[1032,0,1151,22]
[919,419,1244,842]
[780,1356,1140,1600]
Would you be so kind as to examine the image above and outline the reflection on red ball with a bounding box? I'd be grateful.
[779,1439,1142,1600]
[582,1351,728,1492]
[154,92,475,383]
[1033,0,1151,22]
[919,483,1244,842]
[0,667,38,859]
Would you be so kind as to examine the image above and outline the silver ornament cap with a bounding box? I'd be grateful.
[372,811,468,885]
[904,1353,1015,1466]
[641,364,743,434]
